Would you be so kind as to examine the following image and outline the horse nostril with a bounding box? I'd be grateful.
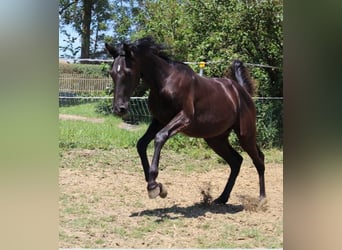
[114,105,127,115]
[119,106,126,113]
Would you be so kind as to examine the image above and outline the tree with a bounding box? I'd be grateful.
[133,0,190,61]
[59,0,112,59]
[132,0,282,97]
[81,0,92,58]
[228,0,283,97]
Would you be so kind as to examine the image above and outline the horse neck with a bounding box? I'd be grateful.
[139,55,170,92]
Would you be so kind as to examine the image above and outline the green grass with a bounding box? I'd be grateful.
[59,118,147,150]
[59,102,105,118]
[264,147,283,164]
[59,102,148,150]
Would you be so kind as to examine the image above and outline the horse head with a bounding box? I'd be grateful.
[105,42,141,116]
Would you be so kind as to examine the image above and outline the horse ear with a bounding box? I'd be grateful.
[105,43,119,58]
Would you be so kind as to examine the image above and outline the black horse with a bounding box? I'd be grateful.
[105,37,265,204]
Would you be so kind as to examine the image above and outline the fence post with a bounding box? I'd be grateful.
[199,61,205,76]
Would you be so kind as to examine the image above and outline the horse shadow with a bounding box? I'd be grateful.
[130,202,244,221]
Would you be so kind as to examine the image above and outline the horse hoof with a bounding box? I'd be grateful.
[259,195,266,201]
[148,185,160,199]
[159,183,167,198]
[213,197,227,205]
[258,197,268,208]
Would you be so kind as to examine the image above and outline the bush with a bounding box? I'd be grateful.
[255,99,283,148]
[59,62,110,77]
[95,99,112,115]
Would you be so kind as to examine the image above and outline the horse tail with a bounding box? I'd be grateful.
[226,60,255,96]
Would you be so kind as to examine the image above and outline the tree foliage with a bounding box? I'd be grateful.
[59,0,113,58]
[131,0,283,97]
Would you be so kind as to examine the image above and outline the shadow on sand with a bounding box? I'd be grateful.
[130,202,244,221]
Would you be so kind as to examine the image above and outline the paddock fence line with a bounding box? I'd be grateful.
[59,73,112,94]
[59,57,282,99]
[58,71,283,124]
[74,58,281,69]
[59,59,282,125]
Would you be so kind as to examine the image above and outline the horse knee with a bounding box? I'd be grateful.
[231,162,242,176]
[219,148,243,171]
[229,151,243,169]
[236,153,243,166]
[137,138,146,155]
[227,154,242,178]
[155,131,169,146]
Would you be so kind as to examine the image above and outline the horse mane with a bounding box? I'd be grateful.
[225,60,256,96]
[131,36,182,65]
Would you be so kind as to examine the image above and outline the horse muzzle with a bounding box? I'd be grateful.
[113,104,128,116]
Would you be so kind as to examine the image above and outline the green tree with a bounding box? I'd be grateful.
[59,0,112,58]
[110,0,141,42]
[132,0,282,96]
[182,0,283,97]
[228,0,283,97]
[133,0,190,60]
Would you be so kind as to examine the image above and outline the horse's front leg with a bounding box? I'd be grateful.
[147,111,191,199]
[137,119,162,182]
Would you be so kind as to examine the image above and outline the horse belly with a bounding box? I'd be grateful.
[182,111,237,138]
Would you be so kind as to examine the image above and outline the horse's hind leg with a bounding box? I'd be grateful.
[205,136,243,204]
[237,132,266,200]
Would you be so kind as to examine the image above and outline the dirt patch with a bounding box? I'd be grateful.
[59,148,283,248]
[118,122,140,131]
[59,115,139,131]
[59,114,105,123]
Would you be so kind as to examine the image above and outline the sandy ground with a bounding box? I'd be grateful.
[59,148,283,248]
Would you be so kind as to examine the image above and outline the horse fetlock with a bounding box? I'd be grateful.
[259,194,267,202]
[213,196,228,205]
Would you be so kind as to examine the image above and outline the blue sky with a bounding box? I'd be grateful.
[59,23,114,59]
[59,25,81,58]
